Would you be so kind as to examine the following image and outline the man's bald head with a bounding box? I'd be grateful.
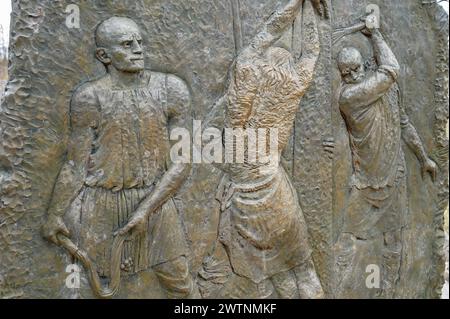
[337,47,365,84]
[95,17,141,48]
[95,17,145,73]
[337,47,363,72]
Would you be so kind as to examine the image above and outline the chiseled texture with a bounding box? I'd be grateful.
[0,0,448,299]
[0,0,235,299]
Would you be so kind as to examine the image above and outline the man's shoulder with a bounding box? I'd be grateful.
[69,80,103,125]
[148,71,188,90]
[147,70,190,101]
[71,76,107,105]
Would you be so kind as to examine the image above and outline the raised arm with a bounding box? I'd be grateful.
[249,0,302,52]
[371,29,400,75]
[249,0,327,52]
[340,29,401,110]
[42,85,98,245]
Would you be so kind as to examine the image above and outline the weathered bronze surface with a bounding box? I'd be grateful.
[0,0,448,299]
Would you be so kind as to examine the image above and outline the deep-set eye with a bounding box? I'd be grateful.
[123,41,132,48]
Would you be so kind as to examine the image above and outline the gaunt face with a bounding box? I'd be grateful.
[96,17,145,73]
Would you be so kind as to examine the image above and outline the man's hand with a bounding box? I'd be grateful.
[360,14,382,37]
[361,27,373,37]
[42,215,70,245]
[360,16,375,37]
[308,0,329,19]
[114,211,148,237]
[421,157,438,182]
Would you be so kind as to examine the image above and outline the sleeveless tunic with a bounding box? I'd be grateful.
[66,72,188,277]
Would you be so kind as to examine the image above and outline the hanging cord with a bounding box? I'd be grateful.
[57,232,127,299]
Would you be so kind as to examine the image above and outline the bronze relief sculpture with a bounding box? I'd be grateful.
[42,17,198,298]
[200,0,326,299]
[0,0,447,299]
[335,25,438,298]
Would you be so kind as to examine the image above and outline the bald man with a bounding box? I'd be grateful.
[336,26,437,298]
[42,17,198,298]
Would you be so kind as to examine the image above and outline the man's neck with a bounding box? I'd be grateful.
[107,66,144,89]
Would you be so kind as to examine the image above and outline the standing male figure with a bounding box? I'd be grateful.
[202,0,328,299]
[42,17,199,298]
[336,24,438,298]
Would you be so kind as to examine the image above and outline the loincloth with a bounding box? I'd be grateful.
[216,166,312,283]
[64,185,189,277]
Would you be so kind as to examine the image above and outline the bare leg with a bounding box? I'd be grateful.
[334,232,357,297]
[153,256,200,299]
[379,229,402,298]
[271,270,300,299]
[293,257,325,299]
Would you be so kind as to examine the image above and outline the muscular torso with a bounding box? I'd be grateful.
[225,48,306,183]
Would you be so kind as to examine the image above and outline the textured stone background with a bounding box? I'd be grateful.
[0,0,448,298]
[0,25,6,94]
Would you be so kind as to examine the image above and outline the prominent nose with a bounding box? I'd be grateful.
[132,38,142,54]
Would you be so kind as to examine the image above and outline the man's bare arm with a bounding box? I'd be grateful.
[340,29,401,109]
[249,0,327,52]
[42,87,96,245]
[400,101,438,181]
[252,0,302,51]
[371,29,400,73]
[116,161,190,235]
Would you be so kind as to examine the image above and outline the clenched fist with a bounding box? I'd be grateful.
[42,214,70,245]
